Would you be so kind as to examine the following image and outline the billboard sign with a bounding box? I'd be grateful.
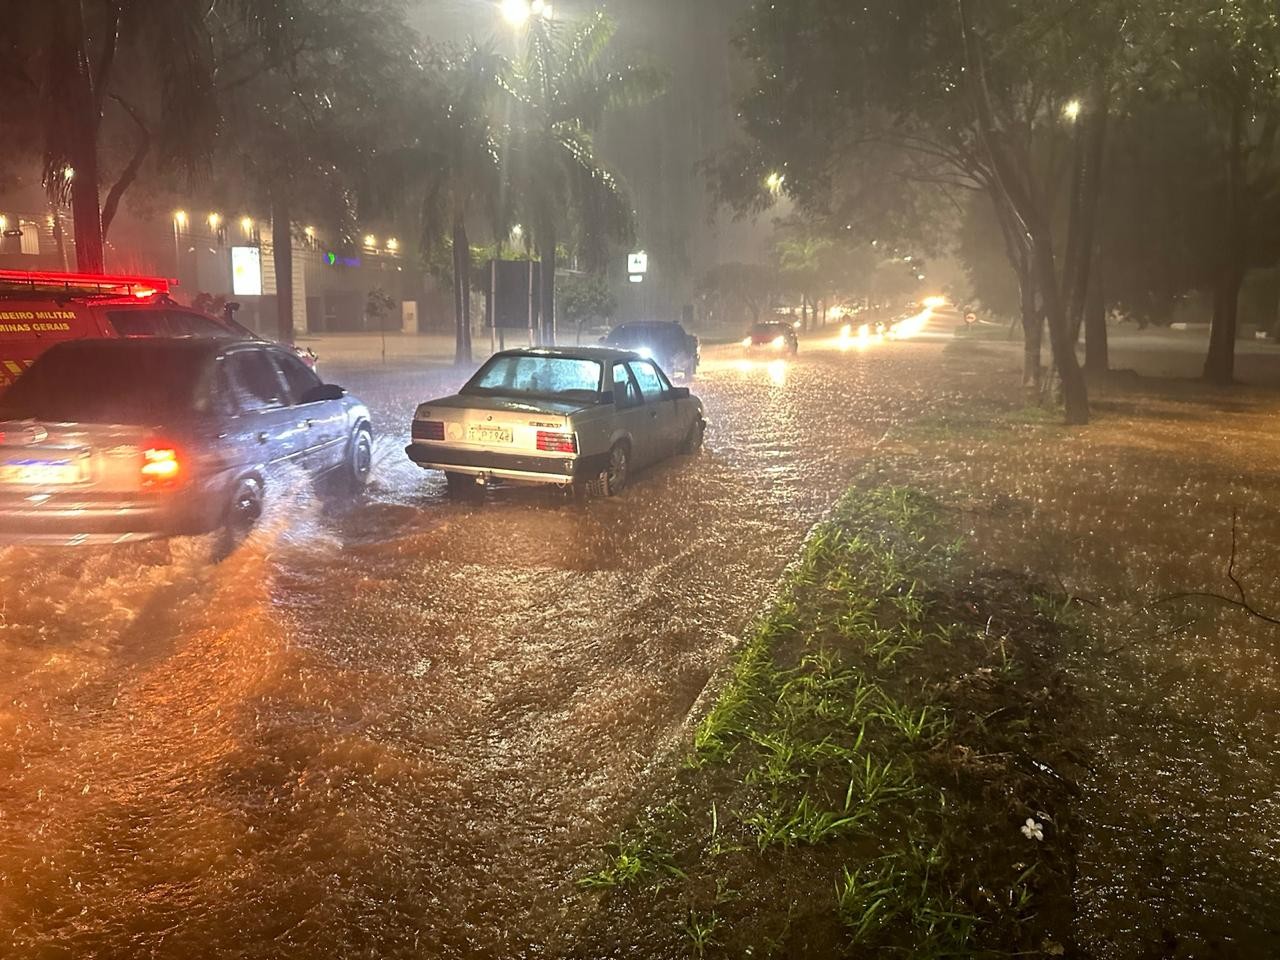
[230,246,262,296]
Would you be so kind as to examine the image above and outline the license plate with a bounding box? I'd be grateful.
[1,458,86,486]
[467,424,514,445]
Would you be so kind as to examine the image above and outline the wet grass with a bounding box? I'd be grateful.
[575,485,1085,958]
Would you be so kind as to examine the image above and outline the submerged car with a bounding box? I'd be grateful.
[742,321,799,356]
[601,321,700,379]
[0,339,371,545]
[406,347,705,496]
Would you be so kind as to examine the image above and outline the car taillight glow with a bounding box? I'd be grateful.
[141,447,181,485]
[413,419,445,441]
[536,430,577,453]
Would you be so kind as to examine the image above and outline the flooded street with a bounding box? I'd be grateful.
[0,336,937,957]
[2,328,1278,957]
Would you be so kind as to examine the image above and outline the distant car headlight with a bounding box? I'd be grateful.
[772,335,786,349]
[636,346,654,360]
[741,337,753,348]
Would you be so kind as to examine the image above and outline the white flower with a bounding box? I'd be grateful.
[1020,818,1044,841]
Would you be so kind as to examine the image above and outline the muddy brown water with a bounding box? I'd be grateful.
[1,331,1276,957]
[0,339,933,957]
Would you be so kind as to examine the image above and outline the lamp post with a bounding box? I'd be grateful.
[172,210,187,281]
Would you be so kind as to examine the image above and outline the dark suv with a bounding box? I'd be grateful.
[602,321,700,379]
[0,339,371,546]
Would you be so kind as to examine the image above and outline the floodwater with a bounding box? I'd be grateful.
[0,336,930,958]
[897,352,1280,958]
[2,326,1276,957]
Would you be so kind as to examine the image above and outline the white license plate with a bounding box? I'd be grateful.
[467,424,514,445]
[1,458,86,486]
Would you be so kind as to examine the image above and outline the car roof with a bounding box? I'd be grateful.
[491,345,643,363]
[43,337,259,361]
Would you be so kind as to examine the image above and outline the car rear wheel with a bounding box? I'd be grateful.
[345,425,373,491]
[681,416,706,454]
[227,476,264,533]
[589,443,629,497]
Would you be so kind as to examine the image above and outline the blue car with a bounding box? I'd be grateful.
[0,338,372,545]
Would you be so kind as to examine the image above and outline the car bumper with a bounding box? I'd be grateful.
[405,442,609,485]
[0,490,223,545]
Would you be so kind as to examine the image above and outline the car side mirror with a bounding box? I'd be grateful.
[301,383,345,403]
[669,386,691,400]
[596,390,615,404]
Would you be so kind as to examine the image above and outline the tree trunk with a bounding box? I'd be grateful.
[540,235,557,346]
[1064,82,1109,340]
[1083,270,1108,374]
[271,198,295,345]
[452,220,471,365]
[58,1,104,272]
[1206,97,1245,384]
[1018,259,1042,389]
[1034,235,1089,424]
[1204,268,1243,384]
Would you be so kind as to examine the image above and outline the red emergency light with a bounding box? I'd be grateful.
[0,269,175,298]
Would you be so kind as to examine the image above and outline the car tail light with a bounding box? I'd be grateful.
[141,446,182,486]
[413,419,445,441]
[536,430,577,453]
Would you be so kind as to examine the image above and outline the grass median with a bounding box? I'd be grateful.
[575,484,1085,958]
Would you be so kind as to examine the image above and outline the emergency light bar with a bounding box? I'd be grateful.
[0,269,174,298]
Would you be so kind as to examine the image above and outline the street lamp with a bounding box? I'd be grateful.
[1063,98,1082,122]
[172,211,187,278]
[765,171,786,196]
[240,216,254,237]
[500,0,530,26]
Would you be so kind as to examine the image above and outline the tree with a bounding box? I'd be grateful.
[1153,0,1280,384]
[216,0,417,344]
[374,44,506,365]
[698,262,780,327]
[506,11,657,344]
[716,0,1144,420]
[559,272,617,342]
[0,0,290,272]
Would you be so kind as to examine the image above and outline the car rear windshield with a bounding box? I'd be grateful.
[0,344,208,423]
[462,354,604,402]
[608,325,678,348]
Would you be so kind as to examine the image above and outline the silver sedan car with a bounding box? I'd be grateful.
[405,347,706,496]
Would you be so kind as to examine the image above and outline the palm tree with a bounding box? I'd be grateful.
[505,11,659,344]
[374,44,507,365]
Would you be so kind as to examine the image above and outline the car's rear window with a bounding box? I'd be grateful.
[608,324,678,348]
[463,355,603,401]
[0,343,209,423]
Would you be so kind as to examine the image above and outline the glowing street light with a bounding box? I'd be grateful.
[173,210,187,228]
[511,223,524,240]
[240,216,254,236]
[208,212,221,230]
[1063,98,1082,122]
[386,238,399,252]
[363,234,377,248]
[304,225,316,240]
[500,0,530,26]
[765,171,786,196]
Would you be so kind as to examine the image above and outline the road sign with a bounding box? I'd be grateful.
[627,252,648,275]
